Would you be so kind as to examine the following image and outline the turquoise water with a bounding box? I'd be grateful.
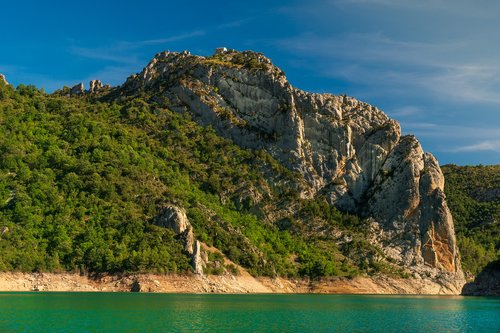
[0,293,498,332]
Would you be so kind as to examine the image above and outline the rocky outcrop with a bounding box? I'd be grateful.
[462,260,500,296]
[89,80,103,93]
[88,80,110,93]
[119,49,464,288]
[155,205,191,235]
[364,140,462,281]
[130,280,142,292]
[192,241,204,274]
[0,74,8,85]
[154,205,204,273]
[70,83,84,95]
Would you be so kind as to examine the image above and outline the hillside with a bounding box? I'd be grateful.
[0,49,466,293]
[442,165,500,276]
[0,73,385,278]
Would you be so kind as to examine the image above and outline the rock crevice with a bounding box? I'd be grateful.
[154,205,205,274]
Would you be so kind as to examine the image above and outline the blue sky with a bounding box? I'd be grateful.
[1,0,499,165]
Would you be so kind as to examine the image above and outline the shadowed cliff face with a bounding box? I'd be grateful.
[116,49,464,285]
[462,259,500,295]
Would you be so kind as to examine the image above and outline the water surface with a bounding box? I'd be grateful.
[0,293,498,332]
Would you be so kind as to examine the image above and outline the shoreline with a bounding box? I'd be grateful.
[0,272,464,295]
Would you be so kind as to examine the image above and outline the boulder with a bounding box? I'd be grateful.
[70,83,84,95]
[155,205,190,234]
[89,80,103,93]
[215,47,228,55]
[130,280,142,292]
[154,205,203,271]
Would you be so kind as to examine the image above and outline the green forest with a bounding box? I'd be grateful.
[0,79,383,278]
[442,164,500,276]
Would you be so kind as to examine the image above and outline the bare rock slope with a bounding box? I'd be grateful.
[116,49,464,290]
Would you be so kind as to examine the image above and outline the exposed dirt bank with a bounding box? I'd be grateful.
[0,272,463,295]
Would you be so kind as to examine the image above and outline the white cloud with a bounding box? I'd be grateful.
[403,123,500,140]
[423,65,500,104]
[216,17,257,30]
[323,0,500,18]
[331,0,444,11]
[69,30,206,64]
[403,122,439,130]
[451,140,500,153]
[118,31,206,48]
[388,106,424,118]
[278,32,500,105]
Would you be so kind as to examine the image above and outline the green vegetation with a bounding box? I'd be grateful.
[5,78,495,281]
[442,164,500,276]
[206,50,272,71]
[0,79,392,278]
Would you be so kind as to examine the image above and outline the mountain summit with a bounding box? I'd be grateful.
[0,49,466,293]
[110,49,465,289]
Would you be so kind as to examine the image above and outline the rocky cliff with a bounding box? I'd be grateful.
[113,49,465,290]
[0,74,8,85]
[154,205,205,274]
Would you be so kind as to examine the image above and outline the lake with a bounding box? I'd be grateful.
[0,293,498,332]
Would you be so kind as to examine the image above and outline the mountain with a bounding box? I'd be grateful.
[0,49,466,293]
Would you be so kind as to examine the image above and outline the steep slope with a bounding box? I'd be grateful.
[0,48,466,293]
[0,75,379,279]
[113,49,464,288]
[443,164,499,295]
[442,164,499,277]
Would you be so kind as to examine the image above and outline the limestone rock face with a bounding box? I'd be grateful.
[89,80,103,93]
[155,205,190,234]
[192,241,205,275]
[365,139,461,279]
[122,49,464,286]
[154,205,204,274]
[70,83,84,95]
[155,205,195,254]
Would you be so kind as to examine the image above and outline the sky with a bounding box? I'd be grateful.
[1,0,499,165]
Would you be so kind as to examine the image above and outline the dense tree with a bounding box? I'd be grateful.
[442,164,500,275]
[0,83,385,278]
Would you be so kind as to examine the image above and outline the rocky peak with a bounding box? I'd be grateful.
[211,48,273,66]
[70,83,85,96]
[121,48,284,94]
[119,48,464,287]
[89,80,103,93]
[64,80,110,96]
[0,74,8,85]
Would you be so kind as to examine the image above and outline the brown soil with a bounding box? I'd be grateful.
[0,272,462,294]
